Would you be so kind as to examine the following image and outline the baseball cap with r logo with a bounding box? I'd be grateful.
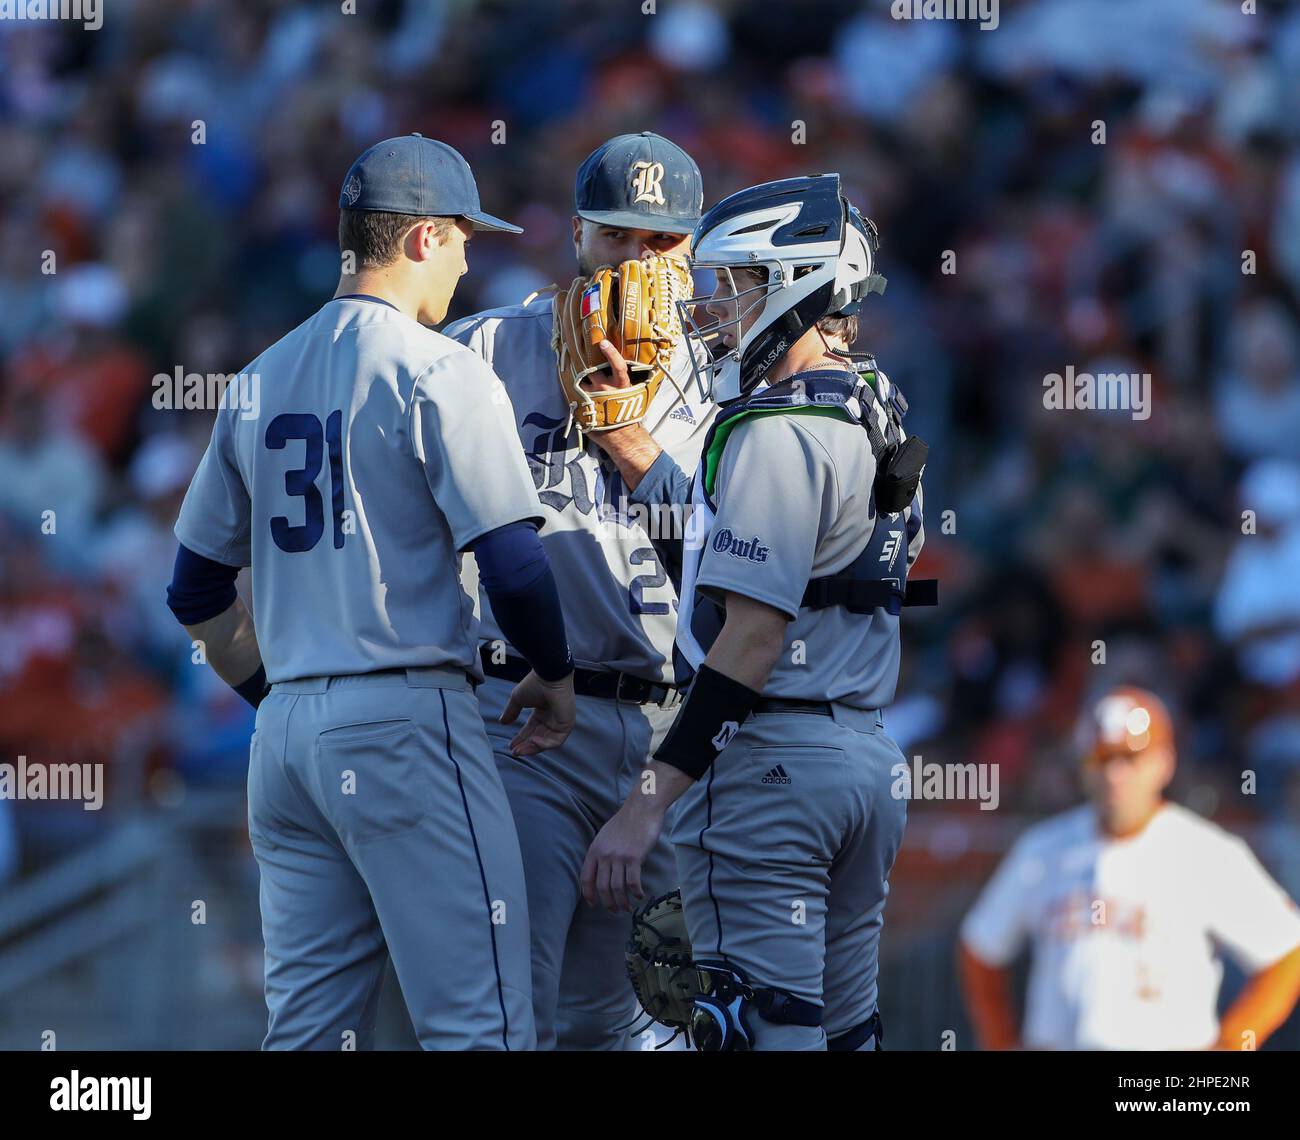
[575,132,703,235]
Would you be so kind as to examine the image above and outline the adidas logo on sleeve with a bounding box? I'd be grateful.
[761,764,791,785]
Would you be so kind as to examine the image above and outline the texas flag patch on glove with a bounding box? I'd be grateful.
[581,281,602,319]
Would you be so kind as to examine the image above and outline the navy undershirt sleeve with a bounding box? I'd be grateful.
[628,450,691,511]
[472,522,573,681]
[627,450,691,591]
[166,543,240,625]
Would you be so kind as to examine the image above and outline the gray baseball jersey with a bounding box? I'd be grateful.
[671,400,923,1050]
[445,293,714,1049]
[175,296,543,683]
[175,295,542,1050]
[680,410,924,707]
[445,294,714,681]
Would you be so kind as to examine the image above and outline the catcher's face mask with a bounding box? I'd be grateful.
[679,261,786,404]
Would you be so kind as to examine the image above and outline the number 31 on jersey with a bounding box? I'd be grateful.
[265,411,346,553]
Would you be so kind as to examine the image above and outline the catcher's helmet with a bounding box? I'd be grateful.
[680,173,885,403]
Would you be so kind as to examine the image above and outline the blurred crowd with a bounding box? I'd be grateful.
[2,0,1300,882]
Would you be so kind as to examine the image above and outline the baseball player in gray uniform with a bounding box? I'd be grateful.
[582,175,935,1050]
[167,135,577,1050]
[443,132,714,1050]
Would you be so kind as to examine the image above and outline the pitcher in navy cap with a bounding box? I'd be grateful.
[442,133,713,1052]
[335,133,521,326]
[571,131,704,273]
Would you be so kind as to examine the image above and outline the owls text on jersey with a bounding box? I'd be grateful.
[445,294,716,682]
[175,296,543,683]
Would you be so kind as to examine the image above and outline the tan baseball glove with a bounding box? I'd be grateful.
[625,889,707,1044]
[552,254,692,439]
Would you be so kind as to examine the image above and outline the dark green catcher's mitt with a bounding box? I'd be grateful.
[624,890,708,1046]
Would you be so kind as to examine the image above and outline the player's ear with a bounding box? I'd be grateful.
[405,219,450,263]
[403,220,430,263]
[1156,747,1176,791]
[571,216,584,256]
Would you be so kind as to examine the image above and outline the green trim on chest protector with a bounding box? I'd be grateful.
[702,405,855,499]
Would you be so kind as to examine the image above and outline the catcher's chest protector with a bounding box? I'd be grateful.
[674,366,936,681]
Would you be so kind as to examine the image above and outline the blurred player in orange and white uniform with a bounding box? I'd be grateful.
[958,686,1300,1050]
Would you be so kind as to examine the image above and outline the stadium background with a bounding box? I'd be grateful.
[2,0,1299,1049]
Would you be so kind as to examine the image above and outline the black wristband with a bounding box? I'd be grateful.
[653,664,762,781]
[233,664,270,709]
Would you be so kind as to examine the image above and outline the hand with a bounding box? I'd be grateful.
[585,339,632,393]
[581,791,667,912]
[500,670,576,756]
[583,340,658,464]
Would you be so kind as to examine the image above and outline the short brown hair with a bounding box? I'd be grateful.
[817,313,859,345]
[338,209,457,269]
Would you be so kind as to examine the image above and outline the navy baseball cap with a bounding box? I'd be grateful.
[339,134,521,233]
[575,132,702,235]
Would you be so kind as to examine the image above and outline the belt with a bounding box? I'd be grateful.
[755,697,834,715]
[479,647,679,708]
[272,664,472,694]
[359,665,475,685]
[755,699,885,731]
